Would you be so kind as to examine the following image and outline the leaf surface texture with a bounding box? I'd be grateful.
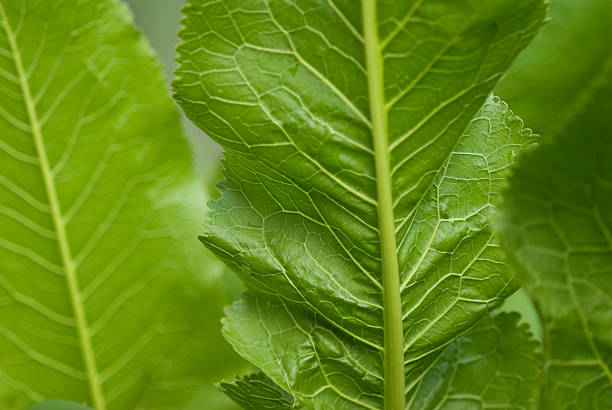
[219,372,296,410]
[0,0,244,408]
[174,0,547,407]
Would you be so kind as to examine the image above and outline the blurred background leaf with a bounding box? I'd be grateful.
[496,0,612,340]
[0,0,245,408]
[497,0,612,138]
[123,1,246,408]
[125,0,222,183]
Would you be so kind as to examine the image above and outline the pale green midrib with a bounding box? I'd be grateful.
[0,5,106,409]
[361,1,405,409]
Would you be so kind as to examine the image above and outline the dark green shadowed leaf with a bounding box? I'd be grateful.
[0,0,244,408]
[496,0,612,137]
[175,0,547,408]
[27,401,93,410]
[498,65,612,409]
[218,372,295,410]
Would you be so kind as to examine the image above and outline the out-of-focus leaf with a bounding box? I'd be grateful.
[498,64,612,409]
[0,0,244,408]
[496,0,612,137]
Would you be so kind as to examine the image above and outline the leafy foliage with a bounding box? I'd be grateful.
[496,0,612,137]
[0,0,243,408]
[9,0,611,408]
[496,1,612,407]
[174,0,547,408]
[498,61,612,409]
[219,372,296,410]
[226,295,540,409]
[406,312,540,408]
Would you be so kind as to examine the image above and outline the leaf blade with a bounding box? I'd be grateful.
[407,312,540,409]
[218,372,295,410]
[175,0,547,407]
[213,97,540,408]
[498,65,612,409]
[0,0,244,408]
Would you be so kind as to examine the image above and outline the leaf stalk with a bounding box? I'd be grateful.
[362,1,405,409]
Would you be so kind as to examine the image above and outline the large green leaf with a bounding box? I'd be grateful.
[174,0,547,408]
[496,1,612,407]
[0,0,244,408]
[498,64,612,408]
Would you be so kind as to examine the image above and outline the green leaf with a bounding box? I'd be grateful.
[175,0,546,407]
[406,311,540,408]
[212,98,540,409]
[498,65,612,408]
[0,0,244,409]
[218,372,295,410]
[496,0,612,137]
[226,296,540,409]
[27,400,93,410]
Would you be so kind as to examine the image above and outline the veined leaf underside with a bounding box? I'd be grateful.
[174,0,547,407]
[0,1,241,408]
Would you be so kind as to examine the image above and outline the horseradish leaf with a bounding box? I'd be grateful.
[218,372,295,410]
[175,0,546,407]
[0,0,243,408]
[498,64,612,409]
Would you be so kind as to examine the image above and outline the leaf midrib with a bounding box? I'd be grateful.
[0,4,105,409]
[362,1,405,409]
